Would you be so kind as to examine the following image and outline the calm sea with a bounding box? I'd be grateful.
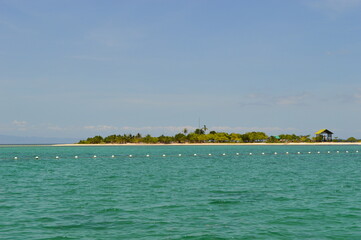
[1,145,360,239]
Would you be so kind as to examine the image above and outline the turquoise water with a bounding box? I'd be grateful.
[1,145,361,239]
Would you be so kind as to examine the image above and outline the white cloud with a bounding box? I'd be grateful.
[12,120,27,127]
[276,93,310,106]
[47,125,64,131]
[84,125,119,131]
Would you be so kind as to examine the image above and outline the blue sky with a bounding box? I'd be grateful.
[1,0,361,139]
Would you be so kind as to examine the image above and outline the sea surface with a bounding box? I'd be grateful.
[1,145,361,239]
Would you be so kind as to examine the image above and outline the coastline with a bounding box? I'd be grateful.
[53,142,361,147]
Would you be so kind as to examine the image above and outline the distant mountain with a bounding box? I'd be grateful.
[0,135,79,144]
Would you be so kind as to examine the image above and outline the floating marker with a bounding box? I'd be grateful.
[7,149,357,161]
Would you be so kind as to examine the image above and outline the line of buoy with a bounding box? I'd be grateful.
[3,150,360,161]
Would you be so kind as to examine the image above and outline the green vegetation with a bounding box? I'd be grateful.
[79,129,270,144]
[79,129,360,144]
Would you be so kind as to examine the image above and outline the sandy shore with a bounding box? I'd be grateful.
[53,142,361,147]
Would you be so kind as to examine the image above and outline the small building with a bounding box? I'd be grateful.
[315,129,333,142]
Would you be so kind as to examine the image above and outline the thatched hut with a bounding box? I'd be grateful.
[315,129,333,142]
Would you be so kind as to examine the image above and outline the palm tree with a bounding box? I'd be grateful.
[203,125,208,134]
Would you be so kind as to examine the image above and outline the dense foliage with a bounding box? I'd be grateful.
[79,129,269,144]
[79,128,360,144]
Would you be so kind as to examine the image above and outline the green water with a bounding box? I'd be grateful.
[1,145,361,239]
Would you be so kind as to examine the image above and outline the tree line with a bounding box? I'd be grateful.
[78,128,361,144]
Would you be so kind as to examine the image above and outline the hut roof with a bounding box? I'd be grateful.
[315,129,333,135]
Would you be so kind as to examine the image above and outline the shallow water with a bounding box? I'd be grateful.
[1,145,361,239]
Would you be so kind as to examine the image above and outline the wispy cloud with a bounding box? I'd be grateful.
[70,55,111,62]
[86,27,145,48]
[0,19,30,33]
[325,49,351,56]
[239,93,311,107]
[304,0,361,13]
[353,91,361,103]
[276,93,310,106]
[80,125,299,135]
[82,125,197,134]
[210,126,298,134]
[12,120,28,130]
[84,125,119,132]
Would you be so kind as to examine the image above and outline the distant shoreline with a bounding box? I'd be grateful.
[53,142,361,147]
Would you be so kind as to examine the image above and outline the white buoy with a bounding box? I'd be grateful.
[55,156,59,159]
[162,154,166,157]
[274,152,277,155]
[178,154,182,157]
[111,155,115,158]
[208,153,212,156]
[35,156,39,159]
[129,155,133,158]
[308,152,311,154]
[222,153,226,156]
[14,157,18,160]
[146,154,150,157]
[328,151,330,154]
[286,152,289,154]
[337,151,339,153]
[262,152,265,155]
[356,150,359,153]
[346,151,349,153]
[93,155,97,158]
[75,156,78,159]
[317,151,320,154]
[297,152,301,154]
[236,153,239,155]
[194,154,197,156]
[249,153,253,155]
